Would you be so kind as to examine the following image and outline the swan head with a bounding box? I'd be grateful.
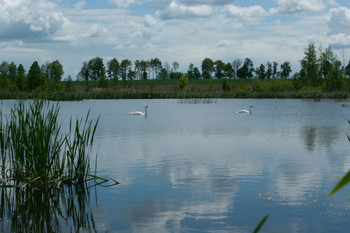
[145,105,148,108]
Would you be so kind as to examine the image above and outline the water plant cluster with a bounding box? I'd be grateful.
[0,100,112,188]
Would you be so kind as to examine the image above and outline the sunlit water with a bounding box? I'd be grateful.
[1,99,350,232]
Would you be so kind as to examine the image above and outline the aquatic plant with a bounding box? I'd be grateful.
[328,120,350,197]
[0,100,116,188]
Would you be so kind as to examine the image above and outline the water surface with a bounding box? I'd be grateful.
[2,99,350,232]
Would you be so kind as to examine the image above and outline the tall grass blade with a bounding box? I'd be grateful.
[253,214,269,233]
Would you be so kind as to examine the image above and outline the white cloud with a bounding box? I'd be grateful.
[327,7,350,47]
[177,0,235,6]
[274,0,326,14]
[108,0,136,8]
[0,0,68,41]
[156,1,216,20]
[74,0,86,10]
[223,5,268,23]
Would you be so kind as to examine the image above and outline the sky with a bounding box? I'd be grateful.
[1,0,350,79]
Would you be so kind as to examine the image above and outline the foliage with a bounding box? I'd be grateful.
[201,58,214,79]
[222,78,230,91]
[280,61,292,79]
[299,42,320,87]
[0,100,116,188]
[328,120,350,197]
[107,58,120,80]
[237,58,254,79]
[178,74,188,90]
[253,215,269,233]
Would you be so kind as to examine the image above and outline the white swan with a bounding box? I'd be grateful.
[129,105,148,116]
[237,105,252,114]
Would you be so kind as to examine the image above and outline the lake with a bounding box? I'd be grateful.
[1,99,350,232]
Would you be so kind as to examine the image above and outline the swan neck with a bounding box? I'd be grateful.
[145,106,147,116]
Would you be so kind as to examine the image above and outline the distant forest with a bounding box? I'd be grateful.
[1,42,350,92]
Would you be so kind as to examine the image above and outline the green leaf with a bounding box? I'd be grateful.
[253,214,269,233]
[328,170,350,197]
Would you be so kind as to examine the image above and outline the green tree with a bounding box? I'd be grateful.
[273,61,279,78]
[27,61,43,90]
[232,59,242,79]
[107,58,120,80]
[345,61,350,78]
[222,78,230,91]
[319,46,337,80]
[120,59,132,84]
[299,42,320,87]
[193,67,201,79]
[48,60,64,82]
[214,60,225,79]
[0,62,9,89]
[255,64,266,79]
[225,62,234,79]
[158,68,169,79]
[77,61,90,82]
[172,61,180,72]
[150,58,162,79]
[280,61,292,79]
[237,58,254,79]
[8,62,17,84]
[64,75,74,91]
[201,58,214,79]
[88,57,105,81]
[140,60,149,80]
[266,62,272,79]
[178,74,188,90]
[323,61,345,91]
[187,64,195,79]
[17,64,26,90]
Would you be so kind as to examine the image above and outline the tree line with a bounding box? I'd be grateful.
[76,43,350,91]
[1,42,350,92]
[0,60,67,92]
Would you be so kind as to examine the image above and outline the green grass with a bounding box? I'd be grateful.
[0,100,117,188]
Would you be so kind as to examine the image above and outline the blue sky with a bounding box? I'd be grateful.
[1,0,350,78]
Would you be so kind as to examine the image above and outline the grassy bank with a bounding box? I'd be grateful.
[0,78,348,100]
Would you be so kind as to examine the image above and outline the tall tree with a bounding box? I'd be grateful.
[201,58,214,79]
[48,60,64,82]
[172,61,179,72]
[237,58,254,79]
[88,57,105,81]
[77,61,90,82]
[299,42,320,87]
[232,59,242,79]
[266,62,272,79]
[255,64,266,79]
[214,60,225,79]
[120,59,132,83]
[225,62,234,79]
[150,58,162,79]
[8,62,17,84]
[280,61,292,79]
[17,64,26,90]
[345,60,350,78]
[273,61,279,78]
[319,46,337,80]
[0,62,9,88]
[324,61,345,91]
[140,60,149,80]
[107,58,120,80]
[187,64,195,79]
[27,61,43,90]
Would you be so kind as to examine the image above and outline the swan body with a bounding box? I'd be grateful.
[237,105,252,114]
[129,105,148,116]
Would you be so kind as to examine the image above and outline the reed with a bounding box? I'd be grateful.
[0,100,114,188]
